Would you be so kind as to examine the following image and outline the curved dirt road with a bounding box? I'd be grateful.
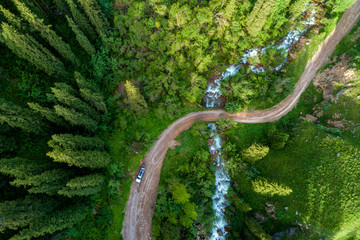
[122,2,360,239]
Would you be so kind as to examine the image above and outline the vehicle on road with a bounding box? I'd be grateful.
[136,167,145,183]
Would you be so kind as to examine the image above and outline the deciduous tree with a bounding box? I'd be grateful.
[125,80,149,116]
[246,0,278,37]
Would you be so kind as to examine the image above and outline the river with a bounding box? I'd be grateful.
[204,7,316,240]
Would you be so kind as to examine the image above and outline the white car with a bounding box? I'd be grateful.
[136,167,145,183]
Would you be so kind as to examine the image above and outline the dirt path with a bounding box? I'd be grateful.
[121,2,360,239]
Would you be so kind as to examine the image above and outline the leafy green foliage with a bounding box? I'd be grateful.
[152,122,214,239]
[125,80,149,116]
[246,0,279,37]
[169,182,191,204]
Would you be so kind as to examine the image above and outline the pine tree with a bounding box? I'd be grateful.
[246,0,278,37]
[66,16,96,56]
[0,98,45,133]
[0,157,51,179]
[78,0,109,36]
[251,177,293,197]
[51,82,100,121]
[58,173,105,197]
[10,203,89,240]
[0,195,59,232]
[54,105,98,132]
[75,72,107,113]
[53,0,70,15]
[11,169,72,196]
[28,102,67,126]
[245,217,272,240]
[12,0,79,66]
[48,134,104,150]
[241,143,269,164]
[0,22,67,77]
[125,80,149,116]
[0,4,22,29]
[47,148,111,168]
[65,0,97,40]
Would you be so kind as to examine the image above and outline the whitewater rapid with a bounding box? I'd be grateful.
[204,10,316,108]
[203,6,316,240]
[207,124,230,239]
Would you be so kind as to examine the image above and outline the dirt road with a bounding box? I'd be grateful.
[122,1,360,239]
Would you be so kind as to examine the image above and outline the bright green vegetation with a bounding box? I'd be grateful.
[0,0,359,240]
[219,20,360,239]
[114,0,324,108]
[152,122,215,239]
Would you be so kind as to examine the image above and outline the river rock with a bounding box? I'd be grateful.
[217,229,223,236]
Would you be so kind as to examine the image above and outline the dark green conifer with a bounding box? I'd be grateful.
[12,0,79,66]
[0,4,22,29]
[0,23,67,77]
[51,82,100,121]
[28,102,67,126]
[47,148,111,168]
[58,173,105,197]
[0,98,45,133]
[11,169,72,196]
[66,16,96,56]
[10,203,89,240]
[78,0,109,36]
[48,134,104,151]
[0,157,51,179]
[54,105,98,132]
[0,196,59,232]
[65,0,97,40]
[75,72,107,113]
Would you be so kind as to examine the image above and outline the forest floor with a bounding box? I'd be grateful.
[121,1,360,239]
